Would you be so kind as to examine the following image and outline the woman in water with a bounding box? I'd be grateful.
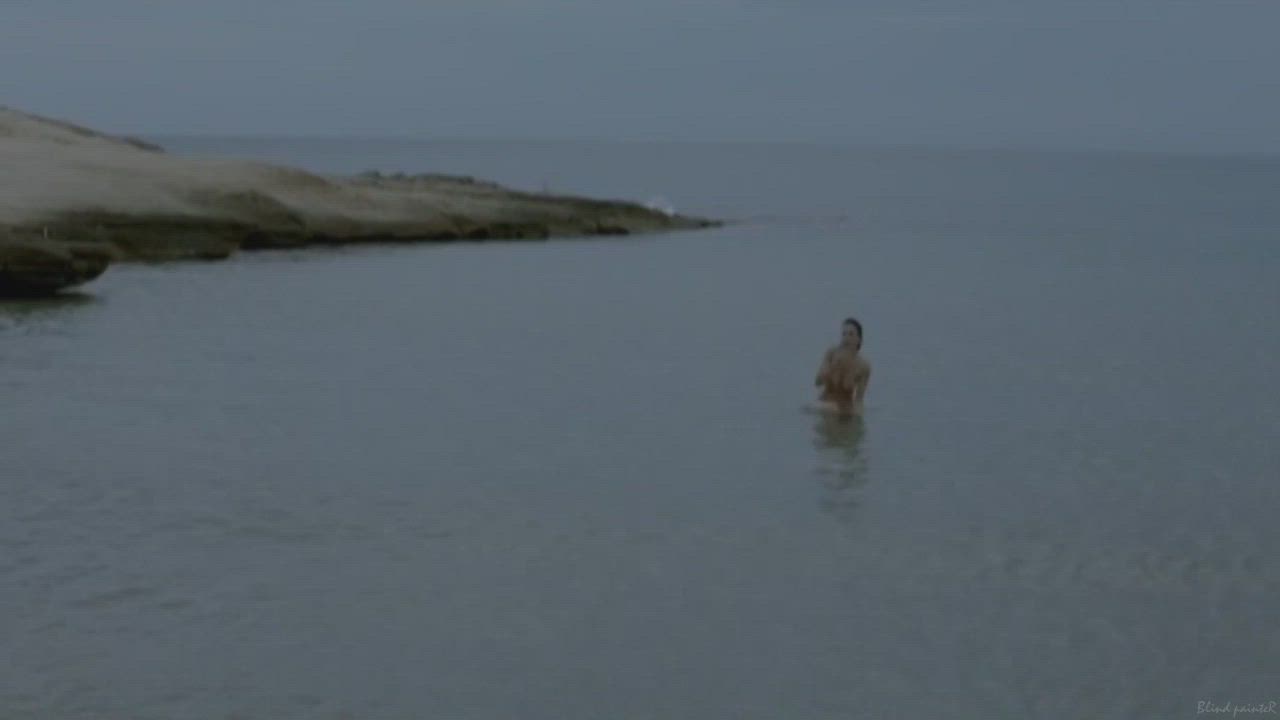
[814,317,871,417]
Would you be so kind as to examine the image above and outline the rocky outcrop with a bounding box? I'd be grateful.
[0,237,114,296]
[0,106,718,281]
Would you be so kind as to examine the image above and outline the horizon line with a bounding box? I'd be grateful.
[136,133,1280,161]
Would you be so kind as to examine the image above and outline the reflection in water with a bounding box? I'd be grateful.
[0,293,97,335]
[811,413,869,523]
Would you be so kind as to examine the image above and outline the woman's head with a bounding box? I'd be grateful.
[841,317,863,349]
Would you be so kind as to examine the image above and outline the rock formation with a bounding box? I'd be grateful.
[0,106,716,295]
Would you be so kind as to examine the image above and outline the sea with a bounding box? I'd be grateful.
[3,139,1278,719]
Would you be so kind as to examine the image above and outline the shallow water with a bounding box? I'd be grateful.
[4,141,1279,719]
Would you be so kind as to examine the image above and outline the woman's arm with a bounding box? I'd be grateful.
[853,362,872,411]
[815,350,833,386]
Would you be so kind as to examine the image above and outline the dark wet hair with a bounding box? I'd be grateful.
[842,317,863,342]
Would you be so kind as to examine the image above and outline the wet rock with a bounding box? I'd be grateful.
[0,238,114,296]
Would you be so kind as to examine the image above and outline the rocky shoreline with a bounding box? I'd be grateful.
[0,107,718,296]
[0,237,115,296]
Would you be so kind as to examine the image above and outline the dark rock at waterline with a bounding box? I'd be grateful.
[0,239,114,296]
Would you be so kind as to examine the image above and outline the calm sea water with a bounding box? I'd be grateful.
[4,140,1279,719]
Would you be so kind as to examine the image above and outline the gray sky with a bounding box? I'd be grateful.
[3,0,1278,151]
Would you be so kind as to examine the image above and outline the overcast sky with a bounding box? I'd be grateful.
[3,0,1278,151]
